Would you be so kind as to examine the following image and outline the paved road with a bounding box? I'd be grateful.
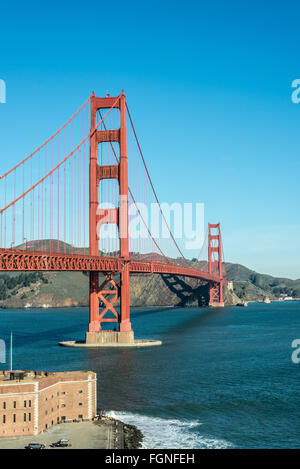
[0,420,117,449]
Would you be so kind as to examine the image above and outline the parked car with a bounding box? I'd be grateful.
[25,443,45,449]
[50,438,70,448]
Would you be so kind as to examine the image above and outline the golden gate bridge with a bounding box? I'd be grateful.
[0,91,226,345]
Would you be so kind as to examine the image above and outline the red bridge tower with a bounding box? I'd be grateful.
[208,223,224,307]
[87,91,133,344]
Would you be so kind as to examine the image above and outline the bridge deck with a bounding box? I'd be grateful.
[0,249,224,284]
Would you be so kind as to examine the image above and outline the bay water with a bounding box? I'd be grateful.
[0,302,299,448]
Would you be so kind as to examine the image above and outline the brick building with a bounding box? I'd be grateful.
[0,370,97,438]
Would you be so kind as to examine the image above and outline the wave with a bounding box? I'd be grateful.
[105,410,234,449]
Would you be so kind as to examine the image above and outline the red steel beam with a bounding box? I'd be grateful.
[0,249,226,284]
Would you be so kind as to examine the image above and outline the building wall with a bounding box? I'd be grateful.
[37,373,97,434]
[0,372,97,438]
[0,383,35,437]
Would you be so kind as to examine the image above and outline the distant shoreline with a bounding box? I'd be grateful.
[1,300,300,311]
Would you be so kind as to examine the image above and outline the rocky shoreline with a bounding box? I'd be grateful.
[123,422,144,449]
[96,414,144,449]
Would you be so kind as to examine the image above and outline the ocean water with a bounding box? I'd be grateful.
[0,302,299,449]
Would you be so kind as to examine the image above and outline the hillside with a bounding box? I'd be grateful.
[225,263,300,300]
[0,259,298,309]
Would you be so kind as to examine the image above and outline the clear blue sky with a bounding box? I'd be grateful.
[0,0,299,278]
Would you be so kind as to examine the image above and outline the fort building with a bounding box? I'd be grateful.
[0,370,97,437]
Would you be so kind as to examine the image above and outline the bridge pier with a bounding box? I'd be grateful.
[60,268,161,347]
[86,268,134,344]
[86,330,134,345]
[209,281,224,307]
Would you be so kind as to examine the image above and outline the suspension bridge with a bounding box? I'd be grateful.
[0,91,226,345]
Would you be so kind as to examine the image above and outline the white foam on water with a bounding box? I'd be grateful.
[105,410,234,449]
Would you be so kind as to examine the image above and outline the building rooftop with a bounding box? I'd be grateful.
[0,370,95,384]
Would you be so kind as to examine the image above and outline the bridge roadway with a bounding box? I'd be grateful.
[0,249,224,284]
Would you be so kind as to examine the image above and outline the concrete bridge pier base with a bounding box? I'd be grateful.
[86,330,134,345]
[59,332,161,348]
